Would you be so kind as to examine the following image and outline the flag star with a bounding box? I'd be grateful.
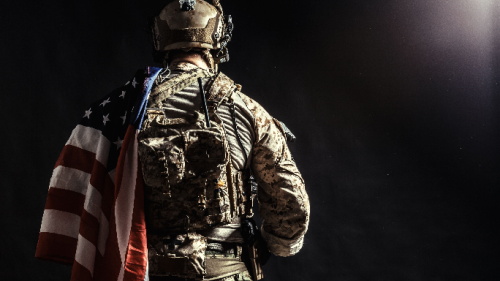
[132,77,138,88]
[103,114,110,125]
[119,91,126,98]
[120,111,127,125]
[100,97,111,107]
[125,81,130,86]
[114,137,123,150]
[83,108,92,119]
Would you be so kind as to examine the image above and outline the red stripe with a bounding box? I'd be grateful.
[79,210,100,247]
[55,145,96,173]
[92,161,119,281]
[93,206,122,281]
[124,163,147,281]
[100,173,115,225]
[71,261,93,281]
[114,126,136,198]
[92,251,105,280]
[45,188,85,216]
[89,159,110,195]
[35,232,77,265]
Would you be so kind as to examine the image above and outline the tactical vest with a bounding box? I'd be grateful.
[138,69,255,233]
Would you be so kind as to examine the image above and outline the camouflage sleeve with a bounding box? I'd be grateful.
[237,92,310,257]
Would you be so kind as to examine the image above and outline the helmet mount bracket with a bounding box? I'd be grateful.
[179,0,196,11]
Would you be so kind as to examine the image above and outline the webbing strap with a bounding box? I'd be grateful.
[206,72,237,106]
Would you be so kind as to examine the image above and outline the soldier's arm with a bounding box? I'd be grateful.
[238,92,310,257]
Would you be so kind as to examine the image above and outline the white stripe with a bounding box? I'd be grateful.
[97,211,109,256]
[118,267,125,281]
[66,124,111,165]
[75,234,96,277]
[115,130,139,271]
[84,184,102,219]
[49,166,90,194]
[40,209,80,238]
[82,183,109,256]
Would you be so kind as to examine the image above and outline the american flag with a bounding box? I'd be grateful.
[36,67,162,281]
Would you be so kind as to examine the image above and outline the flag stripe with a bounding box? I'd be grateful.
[84,184,103,219]
[50,166,91,194]
[89,160,112,194]
[55,145,96,173]
[66,125,111,165]
[75,234,97,276]
[45,188,85,216]
[80,210,100,247]
[96,206,122,281]
[97,211,110,256]
[124,164,147,281]
[100,174,115,229]
[72,260,93,281]
[40,209,81,238]
[36,232,77,265]
[115,127,139,269]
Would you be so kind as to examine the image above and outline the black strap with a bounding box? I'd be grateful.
[231,101,248,169]
[198,77,211,128]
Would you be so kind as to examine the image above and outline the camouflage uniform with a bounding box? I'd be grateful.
[139,62,309,280]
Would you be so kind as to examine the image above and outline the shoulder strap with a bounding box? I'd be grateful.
[147,68,214,108]
[206,71,238,106]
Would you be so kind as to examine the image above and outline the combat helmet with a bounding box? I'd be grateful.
[149,0,234,66]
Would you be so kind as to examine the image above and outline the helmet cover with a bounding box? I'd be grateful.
[150,0,232,64]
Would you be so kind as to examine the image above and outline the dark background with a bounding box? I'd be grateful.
[1,0,499,280]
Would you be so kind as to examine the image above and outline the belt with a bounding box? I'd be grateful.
[157,255,247,280]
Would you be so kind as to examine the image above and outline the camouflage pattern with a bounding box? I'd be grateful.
[228,271,252,281]
[147,232,208,278]
[141,62,309,279]
[206,72,238,107]
[151,0,225,52]
[148,234,252,280]
[139,66,258,232]
[139,108,234,231]
[237,91,310,257]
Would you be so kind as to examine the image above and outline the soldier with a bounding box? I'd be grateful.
[36,1,309,281]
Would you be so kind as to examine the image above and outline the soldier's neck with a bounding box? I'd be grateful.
[170,55,208,69]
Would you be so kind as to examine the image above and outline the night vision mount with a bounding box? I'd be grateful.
[179,0,196,11]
